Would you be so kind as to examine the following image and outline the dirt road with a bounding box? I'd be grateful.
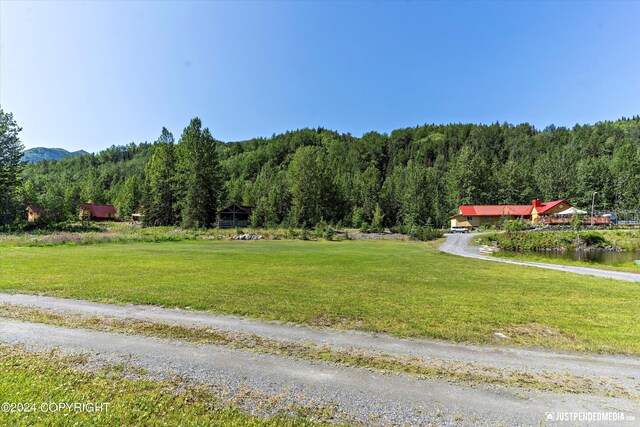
[1,293,639,426]
[440,233,640,282]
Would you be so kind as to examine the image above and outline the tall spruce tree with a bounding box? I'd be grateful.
[176,118,223,228]
[143,128,177,226]
[0,108,24,231]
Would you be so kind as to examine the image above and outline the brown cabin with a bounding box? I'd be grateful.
[26,205,44,222]
[217,205,252,228]
[79,204,117,221]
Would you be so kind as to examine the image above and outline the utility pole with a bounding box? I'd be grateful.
[590,191,598,227]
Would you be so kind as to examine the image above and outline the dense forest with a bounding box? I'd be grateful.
[4,112,640,230]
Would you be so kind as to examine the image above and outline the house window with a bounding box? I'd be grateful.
[466,216,473,221]
[485,217,493,220]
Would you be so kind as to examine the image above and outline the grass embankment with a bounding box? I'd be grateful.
[1,239,639,354]
[0,346,334,427]
[480,230,640,272]
[492,251,640,273]
[481,229,640,251]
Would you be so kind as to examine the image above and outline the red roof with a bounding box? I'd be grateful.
[80,204,117,217]
[454,199,572,218]
[534,199,570,214]
[458,205,533,217]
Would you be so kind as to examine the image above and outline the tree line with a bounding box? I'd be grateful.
[2,105,640,230]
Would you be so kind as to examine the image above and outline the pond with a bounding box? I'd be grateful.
[528,250,640,265]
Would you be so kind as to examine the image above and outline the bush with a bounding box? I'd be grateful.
[352,207,364,229]
[370,205,385,233]
[502,219,526,231]
[389,224,407,234]
[408,226,445,241]
[300,228,309,241]
[314,220,335,240]
[579,231,606,247]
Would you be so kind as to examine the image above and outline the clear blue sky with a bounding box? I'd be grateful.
[1,0,639,152]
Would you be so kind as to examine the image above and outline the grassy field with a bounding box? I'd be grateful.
[0,346,331,427]
[1,239,639,354]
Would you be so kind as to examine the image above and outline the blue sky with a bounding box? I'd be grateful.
[1,0,639,152]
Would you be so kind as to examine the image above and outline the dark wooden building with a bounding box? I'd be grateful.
[217,205,252,228]
[79,204,117,221]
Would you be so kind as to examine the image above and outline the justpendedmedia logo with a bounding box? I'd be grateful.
[544,411,634,423]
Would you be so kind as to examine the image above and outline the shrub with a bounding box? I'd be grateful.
[390,224,409,234]
[408,226,444,241]
[579,231,606,247]
[370,205,385,233]
[314,220,335,240]
[502,219,526,231]
[352,207,364,229]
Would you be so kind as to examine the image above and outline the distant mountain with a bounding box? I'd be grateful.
[22,147,90,163]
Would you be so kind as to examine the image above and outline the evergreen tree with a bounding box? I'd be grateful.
[143,128,177,226]
[115,175,142,219]
[0,108,24,230]
[175,118,224,228]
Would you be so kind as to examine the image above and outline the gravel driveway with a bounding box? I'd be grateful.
[1,293,639,426]
[440,233,640,282]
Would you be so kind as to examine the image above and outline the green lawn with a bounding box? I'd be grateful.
[1,239,639,354]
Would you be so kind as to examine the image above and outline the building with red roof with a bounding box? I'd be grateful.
[450,199,572,229]
[79,204,117,221]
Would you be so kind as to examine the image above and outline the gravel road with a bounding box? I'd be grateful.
[1,293,639,383]
[440,233,640,282]
[2,319,639,426]
[1,293,639,426]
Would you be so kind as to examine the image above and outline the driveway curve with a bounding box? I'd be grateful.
[440,233,640,282]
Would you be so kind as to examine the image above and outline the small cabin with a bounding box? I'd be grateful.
[26,205,44,222]
[217,205,252,228]
[79,204,117,221]
[131,206,145,223]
